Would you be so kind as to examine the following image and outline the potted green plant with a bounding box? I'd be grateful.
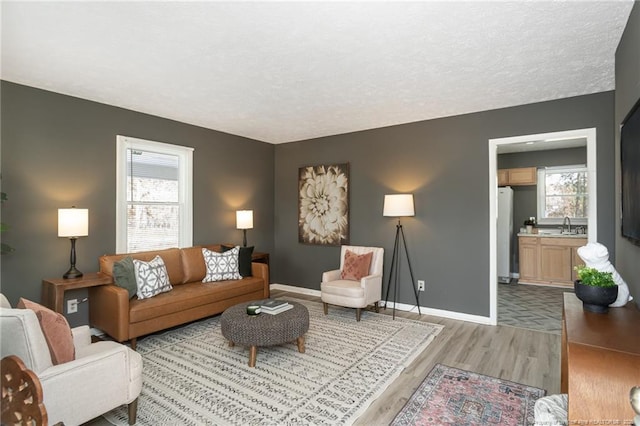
[523,217,536,233]
[574,266,618,313]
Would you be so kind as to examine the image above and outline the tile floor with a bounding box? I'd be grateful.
[498,281,573,334]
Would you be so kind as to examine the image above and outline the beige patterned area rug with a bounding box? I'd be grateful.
[103,299,443,426]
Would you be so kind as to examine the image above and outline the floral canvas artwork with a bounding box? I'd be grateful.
[298,163,349,245]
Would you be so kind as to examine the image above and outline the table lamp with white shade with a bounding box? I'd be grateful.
[236,210,253,247]
[58,207,88,279]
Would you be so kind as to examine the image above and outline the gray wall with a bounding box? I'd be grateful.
[1,82,275,324]
[615,1,640,308]
[498,147,587,273]
[273,92,615,317]
[0,85,620,320]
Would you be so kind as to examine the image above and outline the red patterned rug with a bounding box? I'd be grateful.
[391,364,546,426]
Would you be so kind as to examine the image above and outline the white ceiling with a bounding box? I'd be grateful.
[1,1,634,144]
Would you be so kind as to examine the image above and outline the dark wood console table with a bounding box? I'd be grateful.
[562,293,640,423]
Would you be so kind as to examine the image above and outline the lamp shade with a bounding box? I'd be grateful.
[58,208,89,237]
[383,194,415,217]
[236,210,254,230]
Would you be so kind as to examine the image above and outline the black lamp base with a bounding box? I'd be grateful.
[383,220,422,319]
[63,237,83,279]
[63,266,83,279]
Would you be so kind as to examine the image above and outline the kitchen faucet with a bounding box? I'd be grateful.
[562,216,572,234]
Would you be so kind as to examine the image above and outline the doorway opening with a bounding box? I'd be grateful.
[488,128,597,326]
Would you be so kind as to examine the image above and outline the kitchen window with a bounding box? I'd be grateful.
[116,136,193,253]
[537,165,588,225]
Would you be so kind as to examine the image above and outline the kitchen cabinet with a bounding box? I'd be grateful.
[517,236,587,286]
[518,238,539,281]
[570,247,585,281]
[540,242,572,282]
[497,169,509,186]
[498,167,537,186]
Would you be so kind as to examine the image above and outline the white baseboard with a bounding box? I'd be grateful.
[270,283,493,325]
[271,283,321,297]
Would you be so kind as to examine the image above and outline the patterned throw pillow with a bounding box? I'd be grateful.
[133,255,172,300]
[340,250,373,281]
[222,245,254,277]
[17,298,75,365]
[202,247,241,282]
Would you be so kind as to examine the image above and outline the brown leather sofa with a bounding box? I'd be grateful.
[89,245,269,349]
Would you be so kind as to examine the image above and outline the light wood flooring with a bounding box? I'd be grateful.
[87,288,560,425]
[271,290,561,426]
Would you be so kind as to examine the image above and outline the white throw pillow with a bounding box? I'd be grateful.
[202,247,241,282]
[133,255,172,299]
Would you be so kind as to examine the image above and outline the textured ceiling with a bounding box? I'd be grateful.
[1,1,634,144]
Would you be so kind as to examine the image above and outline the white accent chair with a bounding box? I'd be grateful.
[321,245,384,321]
[0,294,143,425]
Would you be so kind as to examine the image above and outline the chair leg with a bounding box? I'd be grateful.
[323,302,328,315]
[374,302,380,313]
[356,308,361,321]
[128,398,138,425]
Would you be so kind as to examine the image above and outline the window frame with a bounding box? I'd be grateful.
[536,165,588,226]
[116,135,194,253]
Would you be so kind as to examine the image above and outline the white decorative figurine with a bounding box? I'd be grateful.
[631,386,640,426]
[577,242,632,307]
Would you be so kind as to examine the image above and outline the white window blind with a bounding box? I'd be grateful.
[116,136,193,253]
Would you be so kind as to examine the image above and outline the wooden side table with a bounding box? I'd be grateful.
[41,273,113,315]
[251,251,269,266]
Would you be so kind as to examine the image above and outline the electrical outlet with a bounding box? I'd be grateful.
[67,299,78,314]
[417,280,425,291]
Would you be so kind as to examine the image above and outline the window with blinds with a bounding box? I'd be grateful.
[116,136,193,253]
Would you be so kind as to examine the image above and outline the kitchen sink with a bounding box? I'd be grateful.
[537,229,562,235]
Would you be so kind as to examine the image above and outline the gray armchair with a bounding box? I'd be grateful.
[0,294,142,425]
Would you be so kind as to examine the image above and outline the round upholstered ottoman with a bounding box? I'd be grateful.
[220,301,309,367]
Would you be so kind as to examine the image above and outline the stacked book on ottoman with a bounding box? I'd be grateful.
[260,299,294,315]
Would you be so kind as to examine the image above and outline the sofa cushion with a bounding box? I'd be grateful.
[180,246,206,283]
[320,280,365,298]
[99,248,184,286]
[17,298,75,365]
[128,277,265,323]
[112,256,137,299]
[222,245,254,277]
[202,247,241,282]
[340,250,373,281]
[133,255,173,299]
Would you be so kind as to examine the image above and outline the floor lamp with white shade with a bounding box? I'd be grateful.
[383,194,421,319]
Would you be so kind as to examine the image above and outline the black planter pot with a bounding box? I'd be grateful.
[574,280,618,313]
